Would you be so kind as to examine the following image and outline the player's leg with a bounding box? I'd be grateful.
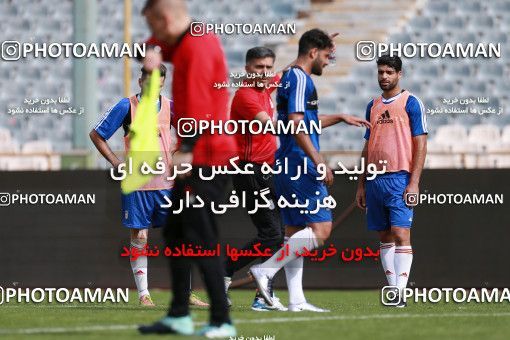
[181,171,233,335]
[223,172,254,306]
[282,226,305,307]
[143,168,232,333]
[189,278,210,307]
[250,224,300,311]
[387,173,414,307]
[251,221,330,303]
[285,221,331,312]
[247,170,287,310]
[225,173,279,276]
[379,230,396,286]
[270,177,331,313]
[259,220,333,313]
[248,213,287,311]
[247,214,287,312]
[365,176,394,287]
[163,185,192,318]
[167,254,193,319]
[130,228,155,306]
[250,175,330,305]
[254,200,332,276]
[139,248,194,334]
[139,182,195,335]
[225,214,284,276]
[249,223,305,312]
[186,207,230,325]
[121,190,155,306]
[226,169,286,310]
[391,226,412,294]
[152,189,208,308]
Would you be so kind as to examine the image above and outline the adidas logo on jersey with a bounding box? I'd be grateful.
[377,110,394,124]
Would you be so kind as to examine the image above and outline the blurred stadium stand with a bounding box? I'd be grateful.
[0,0,508,170]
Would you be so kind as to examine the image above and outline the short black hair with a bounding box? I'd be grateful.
[142,0,159,14]
[376,54,402,72]
[245,46,275,64]
[141,64,167,78]
[298,29,333,56]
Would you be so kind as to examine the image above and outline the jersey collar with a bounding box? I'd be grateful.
[381,89,405,104]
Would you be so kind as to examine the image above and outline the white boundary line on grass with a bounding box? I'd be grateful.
[1,312,510,335]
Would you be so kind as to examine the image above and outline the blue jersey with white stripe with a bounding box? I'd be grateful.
[276,66,320,164]
[94,95,167,140]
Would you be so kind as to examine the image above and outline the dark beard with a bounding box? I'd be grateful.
[311,59,323,76]
[379,81,397,91]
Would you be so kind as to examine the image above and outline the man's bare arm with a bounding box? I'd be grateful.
[355,141,368,209]
[318,114,371,129]
[318,114,343,128]
[403,134,427,205]
[408,135,427,187]
[89,130,122,167]
[357,141,369,186]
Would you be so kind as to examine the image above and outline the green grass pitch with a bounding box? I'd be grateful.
[1,289,509,339]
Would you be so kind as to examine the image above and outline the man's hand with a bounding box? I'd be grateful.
[110,160,125,180]
[112,159,123,168]
[339,114,371,128]
[355,184,366,210]
[329,32,339,41]
[172,151,193,179]
[403,181,419,206]
[143,48,162,72]
[321,163,334,187]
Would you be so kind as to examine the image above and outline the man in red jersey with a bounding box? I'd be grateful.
[224,46,288,312]
[138,0,236,337]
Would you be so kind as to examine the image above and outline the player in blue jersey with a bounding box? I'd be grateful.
[250,29,370,312]
[89,65,208,307]
[356,55,427,307]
